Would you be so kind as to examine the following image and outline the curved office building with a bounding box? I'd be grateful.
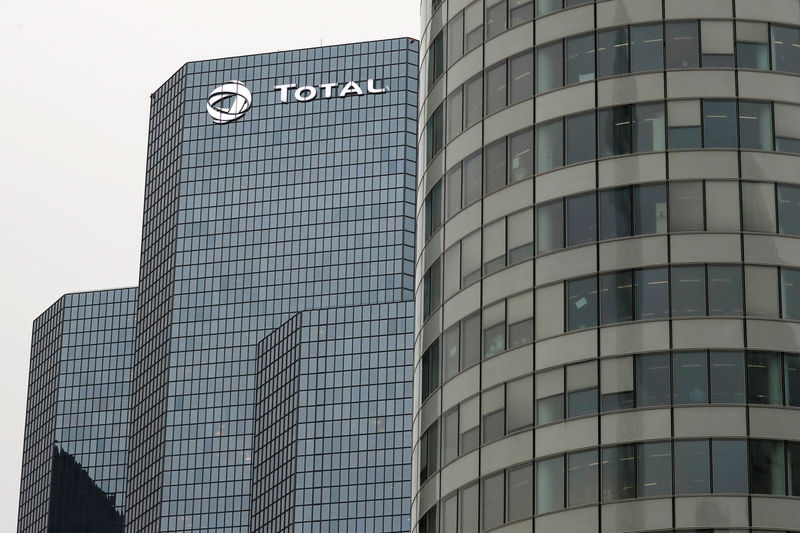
[413,1,800,532]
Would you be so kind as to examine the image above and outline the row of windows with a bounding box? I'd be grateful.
[420,438,800,533]
[419,264,800,399]
[428,0,800,94]
[420,349,800,468]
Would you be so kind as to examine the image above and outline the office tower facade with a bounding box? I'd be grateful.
[414,1,800,532]
[123,38,420,532]
[18,288,137,532]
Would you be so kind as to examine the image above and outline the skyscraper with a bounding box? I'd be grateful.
[414,1,800,532]
[19,37,419,533]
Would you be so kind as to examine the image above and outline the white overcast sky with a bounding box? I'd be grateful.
[0,0,419,527]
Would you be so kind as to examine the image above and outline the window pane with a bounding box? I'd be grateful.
[601,445,636,501]
[461,231,481,287]
[442,409,459,464]
[507,464,533,520]
[675,440,710,494]
[631,23,664,72]
[428,31,446,87]
[712,440,748,493]
[750,440,786,495]
[710,351,746,404]
[598,28,629,77]
[566,33,596,84]
[460,397,480,454]
[708,265,743,316]
[425,180,443,239]
[507,375,534,431]
[507,292,534,349]
[443,324,460,380]
[634,267,669,321]
[771,25,800,74]
[703,100,738,148]
[566,111,596,165]
[461,313,481,369]
[537,394,564,425]
[633,183,667,235]
[510,51,534,104]
[747,351,782,405]
[510,0,534,27]
[666,21,699,68]
[536,368,564,425]
[536,119,564,173]
[537,456,565,513]
[638,441,673,497]
[485,0,507,40]
[486,62,507,115]
[785,353,800,407]
[447,88,463,142]
[739,101,773,150]
[746,265,779,318]
[536,200,564,253]
[567,361,598,417]
[463,152,482,206]
[600,270,633,325]
[568,450,599,506]
[483,220,506,276]
[633,102,665,152]
[782,268,800,320]
[636,353,670,407]
[668,99,702,149]
[742,181,776,233]
[459,483,479,533]
[701,20,735,67]
[464,76,483,128]
[789,442,800,496]
[482,302,506,358]
[778,184,800,236]
[445,166,462,219]
[482,472,505,530]
[447,12,465,66]
[421,341,441,402]
[599,187,632,239]
[673,351,708,404]
[601,356,634,411]
[671,265,707,317]
[566,192,597,247]
[536,42,563,93]
[567,276,598,330]
[736,21,769,69]
[442,494,457,533]
[477,473,507,528]
[774,103,800,153]
[425,103,446,164]
[443,244,460,301]
[423,260,441,319]
[464,2,483,52]
[508,208,534,263]
[706,181,741,231]
[669,181,704,232]
[598,106,632,157]
[536,0,560,16]
[484,138,507,194]
[509,129,533,183]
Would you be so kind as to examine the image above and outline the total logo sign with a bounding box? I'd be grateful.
[206,79,389,124]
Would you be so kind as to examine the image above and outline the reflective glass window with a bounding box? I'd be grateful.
[636,352,670,407]
[673,351,708,404]
[631,23,664,72]
[447,12,465,66]
[633,102,666,152]
[785,353,800,407]
[447,88,463,141]
[445,166,462,219]
[635,267,669,321]
[536,0,559,16]
[460,483,479,533]
[739,101,774,150]
[482,472,505,530]
[464,75,483,129]
[483,219,505,275]
[599,187,632,239]
[485,0,507,40]
[425,103,446,164]
[428,30,446,87]
[507,208,534,263]
[567,276,598,330]
[507,292,534,349]
[701,20,735,67]
[463,152,482,206]
[566,112,596,165]
[666,21,700,68]
[509,129,533,183]
[424,180,443,239]
[598,105,632,157]
[443,244,460,301]
[486,62,507,115]
[674,440,710,494]
[746,265,779,318]
[461,231,481,287]
[421,340,441,402]
[507,374,534,431]
[774,103,800,153]
[482,302,506,358]
[507,464,533,520]
[671,265,707,317]
[510,52,534,104]
[536,119,564,173]
[568,449,599,506]
[778,184,800,235]
[789,442,800,496]
[598,28,629,77]
[482,385,505,443]
[634,183,667,235]
[536,42,563,93]
[600,270,633,325]
[536,200,564,253]
[601,356,634,411]
[442,494,457,533]
[442,408,459,464]
[638,441,672,496]
[703,100,738,148]
[747,351,783,405]
[736,21,769,69]
[708,265,743,316]
[536,368,564,425]
[510,0,534,27]
[461,313,481,369]
[750,440,786,495]
[537,456,565,513]
[566,192,596,247]
[459,397,480,454]
[771,25,800,74]
[484,138,507,194]
[669,181,704,232]
[422,259,441,320]
[742,181,776,233]
[566,33,595,84]
[668,99,702,149]
[710,351,746,404]
[712,439,748,493]
[464,2,483,53]
[601,445,636,501]
[442,323,460,380]
[567,361,598,417]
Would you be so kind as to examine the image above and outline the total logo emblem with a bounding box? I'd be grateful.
[207,79,389,123]
[206,81,252,124]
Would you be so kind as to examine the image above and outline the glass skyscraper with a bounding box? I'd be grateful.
[19,38,419,532]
